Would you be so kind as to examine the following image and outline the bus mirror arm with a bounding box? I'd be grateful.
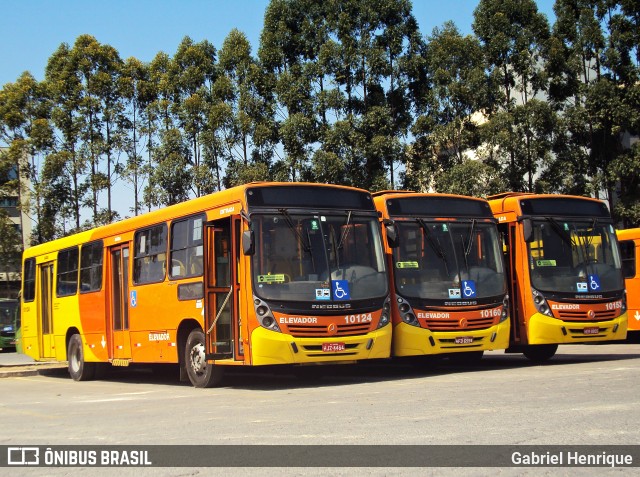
[384,219,399,248]
[522,218,534,243]
[243,230,255,256]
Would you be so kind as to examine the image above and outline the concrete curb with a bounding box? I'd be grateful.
[0,363,67,378]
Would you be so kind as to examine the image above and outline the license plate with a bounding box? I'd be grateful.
[9,340,16,345]
[455,336,473,344]
[322,342,345,352]
[584,327,599,335]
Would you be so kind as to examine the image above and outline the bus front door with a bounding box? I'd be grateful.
[39,262,55,358]
[108,245,131,361]
[204,217,238,360]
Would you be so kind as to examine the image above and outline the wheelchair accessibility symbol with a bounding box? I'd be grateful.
[462,280,476,299]
[130,290,137,308]
[332,280,351,300]
[588,275,601,291]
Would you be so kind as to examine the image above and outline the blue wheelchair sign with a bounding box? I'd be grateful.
[332,280,351,300]
[588,275,601,291]
[130,290,137,308]
[462,280,476,299]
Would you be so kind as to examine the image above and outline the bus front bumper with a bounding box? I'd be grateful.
[249,325,392,365]
[527,312,628,344]
[392,319,510,357]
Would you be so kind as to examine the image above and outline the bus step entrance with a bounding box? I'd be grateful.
[206,352,233,360]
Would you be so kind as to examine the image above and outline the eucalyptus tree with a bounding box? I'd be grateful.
[473,0,553,192]
[259,0,324,181]
[0,72,61,243]
[44,42,86,230]
[66,35,124,224]
[169,37,217,197]
[410,22,489,192]
[217,28,278,187]
[548,0,639,221]
[119,57,154,216]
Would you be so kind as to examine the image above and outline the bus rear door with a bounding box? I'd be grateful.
[108,244,131,361]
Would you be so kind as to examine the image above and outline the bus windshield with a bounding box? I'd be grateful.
[392,220,505,300]
[527,219,624,293]
[251,211,388,302]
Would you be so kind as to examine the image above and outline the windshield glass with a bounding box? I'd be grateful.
[0,301,17,326]
[251,211,387,302]
[528,220,624,293]
[392,220,505,300]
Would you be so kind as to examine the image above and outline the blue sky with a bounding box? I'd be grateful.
[0,0,556,88]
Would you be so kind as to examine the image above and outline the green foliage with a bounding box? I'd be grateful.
[0,0,638,244]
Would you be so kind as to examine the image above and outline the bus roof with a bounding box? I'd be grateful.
[616,227,640,242]
[23,182,373,258]
[373,191,493,219]
[487,192,609,218]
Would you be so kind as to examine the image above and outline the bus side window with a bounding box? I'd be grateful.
[620,240,636,278]
[134,224,168,284]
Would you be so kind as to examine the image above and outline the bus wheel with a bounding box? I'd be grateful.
[523,344,558,363]
[185,329,224,388]
[67,334,95,381]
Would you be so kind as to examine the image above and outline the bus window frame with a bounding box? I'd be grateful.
[56,246,79,298]
[133,223,168,285]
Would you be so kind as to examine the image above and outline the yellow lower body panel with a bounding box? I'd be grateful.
[527,312,628,344]
[250,325,392,365]
[392,319,510,357]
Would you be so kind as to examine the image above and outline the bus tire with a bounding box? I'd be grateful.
[67,334,95,381]
[185,329,224,388]
[523,344,558,362]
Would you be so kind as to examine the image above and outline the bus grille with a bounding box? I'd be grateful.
[424,316,495,331]
[557,310,618,321]
[286,323,371,337]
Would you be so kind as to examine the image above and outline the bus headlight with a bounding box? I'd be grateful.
[253,296,281,332]
[500,294,510,322]
[532,289,553,317]
[377,297,391,329]
[396,296,419,327]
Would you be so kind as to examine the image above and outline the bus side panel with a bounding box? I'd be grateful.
[77,288,109,362]
[19,301,40,361]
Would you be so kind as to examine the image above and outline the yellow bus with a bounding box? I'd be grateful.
[373,191,510,362]
[617,228,640,333]
[19,182,392,387]
[488,193,627,361]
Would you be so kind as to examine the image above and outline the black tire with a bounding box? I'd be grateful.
[184,329,224,388]
[67,334,96,381]
[523,344,558,363]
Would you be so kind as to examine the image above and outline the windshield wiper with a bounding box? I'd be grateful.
[416,218,450,276]
[277,208,312,254]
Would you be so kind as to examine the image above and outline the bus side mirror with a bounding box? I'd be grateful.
[522,219,533,243]
[384,220,399,248]
[242,230,255,256]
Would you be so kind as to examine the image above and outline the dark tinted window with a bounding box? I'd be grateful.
[246,186,375,210]
[386,196,493,218]
[80,241,103,292]
[620,240,636,279]
[170,215,205,279]
[520,198,610,218]
[134,224,167,284]
[57,247,79,296]
[23,258,35,302]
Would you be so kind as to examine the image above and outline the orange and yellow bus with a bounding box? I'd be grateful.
[19,182,392,387]
[488,193,627,361]
[617,228,640,333]
[373,192,510,361]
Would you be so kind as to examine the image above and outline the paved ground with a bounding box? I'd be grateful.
[0,349,67,377]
